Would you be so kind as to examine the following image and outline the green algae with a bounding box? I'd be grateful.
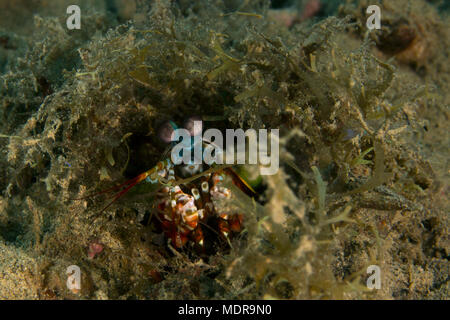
[0,0,448,300]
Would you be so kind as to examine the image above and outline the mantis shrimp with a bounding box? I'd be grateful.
[75,117,255,250]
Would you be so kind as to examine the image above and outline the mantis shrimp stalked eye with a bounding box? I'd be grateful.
[157,120,178,144]
[183,116,203,137]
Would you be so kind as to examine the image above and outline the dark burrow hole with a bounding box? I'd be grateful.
[115,114,267,258]
[123,132,161,179]
[0,216,25,244]
[270,0,295,9]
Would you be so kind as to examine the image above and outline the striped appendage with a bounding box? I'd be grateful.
[77,157,246,249]
[155,171,244,249]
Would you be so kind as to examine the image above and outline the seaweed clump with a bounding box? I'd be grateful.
[0,0,448,299]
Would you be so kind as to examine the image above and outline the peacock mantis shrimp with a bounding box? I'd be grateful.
[74,117,256,250]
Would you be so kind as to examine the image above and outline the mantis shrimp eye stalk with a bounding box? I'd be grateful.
[158,120,178,144]
[183,116,203,137]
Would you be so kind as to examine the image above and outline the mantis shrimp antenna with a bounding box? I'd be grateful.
[73,159,173,215]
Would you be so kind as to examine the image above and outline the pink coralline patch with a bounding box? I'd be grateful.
[268,0,321,28]
[268,9,298,28]
[299,0,321,22]
[87,241,104,259]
